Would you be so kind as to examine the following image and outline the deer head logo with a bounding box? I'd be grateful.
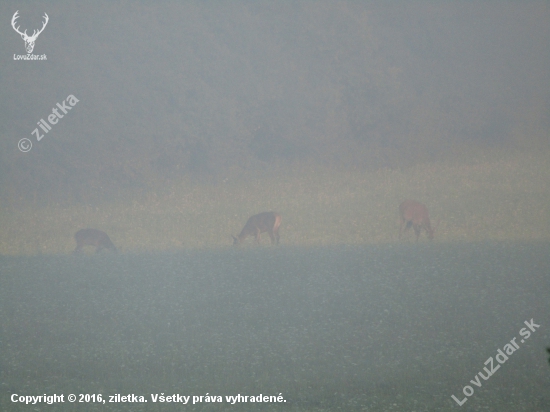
[11,11,49,54]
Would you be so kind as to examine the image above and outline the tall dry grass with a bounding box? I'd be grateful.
[1,148,549,255]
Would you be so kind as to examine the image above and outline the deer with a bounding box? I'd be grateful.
[11,11,49,54]
[232,212,281,245]
[399,200,439,241]
[73,229,117,254]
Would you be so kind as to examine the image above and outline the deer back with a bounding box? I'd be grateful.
[234,212,281,244]
[400,200,430,226]
[74,228,116,251]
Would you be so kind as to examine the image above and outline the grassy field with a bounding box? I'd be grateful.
[1,242,549,411]
[1,148,549,255]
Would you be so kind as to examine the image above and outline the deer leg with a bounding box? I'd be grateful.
[399,220,405,238]
[414,225,421,241]
[268,230,276,244]
[402,221,412,239]
[255,228,261,243]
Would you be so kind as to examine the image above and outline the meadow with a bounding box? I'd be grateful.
[1,242,549,411]
[0,148,548,255]
[1,148,549,411]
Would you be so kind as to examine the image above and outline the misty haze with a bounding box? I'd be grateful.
[1,1,549,411]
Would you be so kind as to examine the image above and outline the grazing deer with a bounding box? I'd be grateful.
[74,228,117,254]
[233,212,281,245]
[399,200,438,241]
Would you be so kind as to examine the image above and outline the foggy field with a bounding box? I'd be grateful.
[1,242,549,411]
[2,1,549,410]
[1,149,549,256]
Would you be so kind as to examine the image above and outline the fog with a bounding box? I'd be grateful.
[1,1,549,199]
[1,1,550,411]
[2,243,549,410]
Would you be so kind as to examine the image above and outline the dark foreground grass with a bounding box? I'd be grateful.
[1,241,549,411]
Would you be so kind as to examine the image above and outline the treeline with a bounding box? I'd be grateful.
[1,1,548,204]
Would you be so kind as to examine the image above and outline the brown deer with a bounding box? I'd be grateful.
[73,228,117,253]
[399,200,438,241]
[233,212,281,245]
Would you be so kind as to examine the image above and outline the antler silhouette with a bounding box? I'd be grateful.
[12,11,49,53]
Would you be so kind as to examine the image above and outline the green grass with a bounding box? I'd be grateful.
[1,148,549,255]
[2,243,549,411]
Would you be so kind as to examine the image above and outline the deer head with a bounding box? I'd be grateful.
[12,11,49,54]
